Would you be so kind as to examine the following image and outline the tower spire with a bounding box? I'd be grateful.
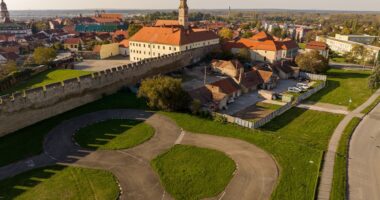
[178,0,189,29]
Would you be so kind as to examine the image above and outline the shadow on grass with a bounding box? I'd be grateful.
[307,80,340,102]
[75,119,143,150]
[260,107,308,132]
[0,165,66,200]
[0,91,147,167]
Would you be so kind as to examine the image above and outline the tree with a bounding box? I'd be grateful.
[128,24,143,37]
[304,31,316,43]
[237,48,251,62]
[0,60,17,78]
[138,76,190,111]
[271,27,282,38]
[33,47,57,65]
[218,28,233,41]
[369,66,380,89]
[295,50,330,74]
[241,31,253,38]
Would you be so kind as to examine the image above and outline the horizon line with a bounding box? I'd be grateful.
[8,8,380,13]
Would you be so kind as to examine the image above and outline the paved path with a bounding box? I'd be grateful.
[348,101,380,200]
[317,89,380,200]
[297,102,350,115]
[0,109,278,200]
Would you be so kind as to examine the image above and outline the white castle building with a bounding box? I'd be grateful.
[129,0,219,62]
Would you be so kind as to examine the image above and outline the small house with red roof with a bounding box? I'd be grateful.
[223,31,299,63]
[64,38,83,51]
[306,41,329,59]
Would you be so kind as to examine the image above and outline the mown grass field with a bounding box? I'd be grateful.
[0,165,119,200]
[330,117,361,200]
[75,119,154,150]
[1,69,92,95]
[152,145,236,200]
[0,91,147,167]
[308,69,373,110]
[163,108,344,200]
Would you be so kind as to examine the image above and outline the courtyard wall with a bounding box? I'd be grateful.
[0,45,217,137]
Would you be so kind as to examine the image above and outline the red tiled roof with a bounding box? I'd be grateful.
[250,31,274,41]
[155,20,180,27]
[113,30,129,38]
[208,78,240,95]
[64,38,81,44]
[129,27,218,46]
[119,39,129,48]
[306,41,328,51]
[256,69,274,83]
[240,71,262,89]
[211,59,243,74]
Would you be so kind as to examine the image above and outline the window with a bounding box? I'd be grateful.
[169,47,171,50]
[158,46,160,49]
[163,46,165,50]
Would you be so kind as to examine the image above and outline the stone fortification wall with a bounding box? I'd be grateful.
[0,46,217,137]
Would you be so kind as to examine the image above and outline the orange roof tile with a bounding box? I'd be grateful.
[256,69,273,83]
[155,20,180,27]
[119,39,129,48]
[129,27,218,46]
[64,38,81,44]
[306,41,328,51]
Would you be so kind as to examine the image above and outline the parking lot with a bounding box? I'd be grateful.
[74,56,133,72]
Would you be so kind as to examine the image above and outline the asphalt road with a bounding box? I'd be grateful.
[349,103,380,200]
[0,109,278,200]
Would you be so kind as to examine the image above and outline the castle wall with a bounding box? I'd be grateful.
[0,46,217,137]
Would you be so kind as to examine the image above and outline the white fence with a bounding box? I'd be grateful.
[300,72,327,81]
[215,72,327,129]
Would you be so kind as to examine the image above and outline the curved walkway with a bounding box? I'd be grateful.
[317,89,380,200]
[0,109,278,200]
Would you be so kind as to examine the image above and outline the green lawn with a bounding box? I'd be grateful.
[75,119,154,150]
[163,108,344,200]
[0,91,147,167]
[331,57,347,63]
[256,102,282,110]
[361,96,380,114]
[0,165,119,200]
[152,145,236,200]
[308,69,373,110]
[1,69,91,95]
[330,117,361,200]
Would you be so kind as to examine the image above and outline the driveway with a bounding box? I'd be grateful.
[0,109,278,200]
[348,103,380,200]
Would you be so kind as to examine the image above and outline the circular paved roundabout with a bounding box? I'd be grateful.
[0,109,278,200]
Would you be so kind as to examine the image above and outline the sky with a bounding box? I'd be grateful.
[6,0,380,11]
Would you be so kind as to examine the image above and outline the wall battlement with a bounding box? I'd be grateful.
[0,46,217,137]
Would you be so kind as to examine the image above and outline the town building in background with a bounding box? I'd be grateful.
[305,41,329,59]
[128,0,219,62]
[317,34,380,61]
[224,31,299,63]
[0,0,32,38]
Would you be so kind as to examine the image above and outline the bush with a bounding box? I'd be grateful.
[296,50,330,74]
[213,115,227,124]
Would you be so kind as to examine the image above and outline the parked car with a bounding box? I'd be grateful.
[297,83,310,89]
[288,87,301,93]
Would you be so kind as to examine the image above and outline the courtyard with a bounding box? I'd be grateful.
[74,56,133,72]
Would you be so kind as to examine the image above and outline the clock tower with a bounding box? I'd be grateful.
[178,0,189,28]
